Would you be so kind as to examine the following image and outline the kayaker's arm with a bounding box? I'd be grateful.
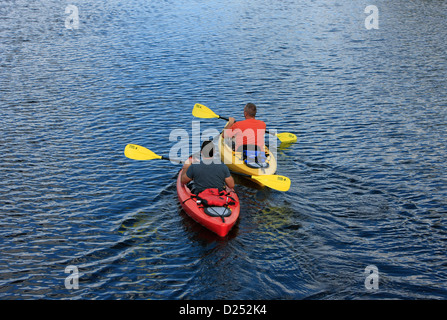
[224,117,235,128]
[181,161,192,185]
[222,117,235,138]
[225,175,235,189]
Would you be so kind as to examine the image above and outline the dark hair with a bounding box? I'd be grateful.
[244,103,257,117]
[201,140,214,158]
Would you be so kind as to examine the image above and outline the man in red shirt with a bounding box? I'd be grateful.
[223,103,266,152]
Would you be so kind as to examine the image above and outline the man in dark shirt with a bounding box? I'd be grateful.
[181,140,235,194]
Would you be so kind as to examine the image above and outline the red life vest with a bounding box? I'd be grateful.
[196,188,237,207]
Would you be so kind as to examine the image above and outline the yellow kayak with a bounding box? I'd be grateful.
[218,129,277,187]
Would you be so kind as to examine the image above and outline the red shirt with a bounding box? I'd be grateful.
[226,119,266,151]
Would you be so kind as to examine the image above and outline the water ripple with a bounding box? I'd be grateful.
[1,0,446,300]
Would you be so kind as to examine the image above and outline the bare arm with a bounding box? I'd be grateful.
[225,175,235,189]
[222,117,235,138]
[180,161,192,185]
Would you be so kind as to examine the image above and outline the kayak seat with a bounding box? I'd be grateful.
[241,147,269,169]
[204,206,232,218]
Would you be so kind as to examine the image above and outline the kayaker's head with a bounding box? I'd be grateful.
[201,140,215,159]
[244,103,257,119]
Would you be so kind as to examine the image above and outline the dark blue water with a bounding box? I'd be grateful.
[1,0,446,300]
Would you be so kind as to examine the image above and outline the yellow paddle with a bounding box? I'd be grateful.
[249,174,291,192]
[192,103,298,144]
[124,144,166,161]
[124,144,291,192]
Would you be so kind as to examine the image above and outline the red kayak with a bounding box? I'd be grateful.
[176,169,240,237]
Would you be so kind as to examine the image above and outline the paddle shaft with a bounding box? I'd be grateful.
[161,155,180,163]
[125,144,289,191]
[193,104,296,143]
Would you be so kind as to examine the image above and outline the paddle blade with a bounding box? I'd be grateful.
[192,103,220,119]
[275,132,297,143]
[251,174,291,192]
[124,144,162,161]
